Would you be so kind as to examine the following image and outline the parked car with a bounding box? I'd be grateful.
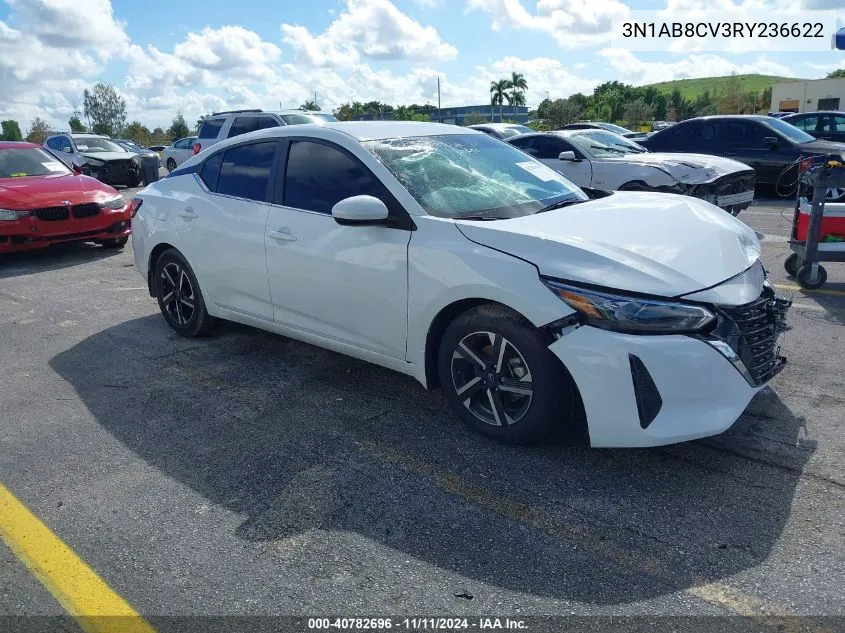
[507,129,756,215]
[162,136,198,172]
[639,115,845,199]
[115,139,161,165]
[44,133,143,187]
[780,111,845,144]
[193,109,339,155]
[132,121,790,447]
[468,123,534,139]
[560,122,640,138]
[0,141,132,252]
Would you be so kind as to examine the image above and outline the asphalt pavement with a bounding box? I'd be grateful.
[0,193,843,632]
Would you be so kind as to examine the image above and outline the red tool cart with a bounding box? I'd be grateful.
[784,158,845,289]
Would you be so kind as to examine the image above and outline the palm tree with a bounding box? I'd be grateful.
[490,79,510,122]
[510,72,528,116]
[504,92,526,120]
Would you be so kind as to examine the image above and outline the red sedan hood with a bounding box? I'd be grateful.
[0,174,117,209]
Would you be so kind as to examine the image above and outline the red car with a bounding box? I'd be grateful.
[0,141,132,253]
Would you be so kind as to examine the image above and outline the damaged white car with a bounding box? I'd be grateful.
[508,129,756,216]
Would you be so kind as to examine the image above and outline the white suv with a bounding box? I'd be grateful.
[193,109,338,154]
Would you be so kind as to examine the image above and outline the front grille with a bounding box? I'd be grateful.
[72,203,100,218]
[716,287,791,386]
[35,206,69,221]
[102,159,135,176]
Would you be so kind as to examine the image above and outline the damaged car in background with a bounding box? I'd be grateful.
[44,133,143,187]
[507,129,756,216]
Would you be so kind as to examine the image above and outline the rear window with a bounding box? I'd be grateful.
[199,119,224,139]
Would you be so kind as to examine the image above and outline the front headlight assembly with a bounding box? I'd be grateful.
[542,278,715,334]
[99,195,126,210]
[0,209,30,221]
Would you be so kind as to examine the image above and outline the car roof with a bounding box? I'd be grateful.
[468,123,527,130]
[318,121,476,141]
[69,133,110,138]
[782,111,844,116]
[0,141,39,149]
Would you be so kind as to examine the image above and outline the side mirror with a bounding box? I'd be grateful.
[763,136,779,149]
[331,195,390,226]
[71,163,82,175]
[559,151,578,161]
[62,146,72,153]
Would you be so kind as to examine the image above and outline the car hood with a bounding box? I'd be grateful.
[797,139,845,155]
[455,191,761,298]
[603,152,752,183]
[0,174,117,208]
[81,151,134,161]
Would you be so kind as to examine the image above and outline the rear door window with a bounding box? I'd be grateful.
[198,119,224,139]
[214,141,276,202]
[228,117,258,138]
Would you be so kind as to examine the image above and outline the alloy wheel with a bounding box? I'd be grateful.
[450,331,533,427]
[160,262,195,326]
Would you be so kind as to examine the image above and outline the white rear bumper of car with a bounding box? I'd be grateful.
[550,326,761,447]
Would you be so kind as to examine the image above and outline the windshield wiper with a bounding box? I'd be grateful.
[455,214,505,221]
[536,198,584,213]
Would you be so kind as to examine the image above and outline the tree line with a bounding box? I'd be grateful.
[0,82,194,146]
[534,75,774,130]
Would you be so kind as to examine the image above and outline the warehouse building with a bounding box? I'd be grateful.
[352,105,530,125]
[770,77,845,113]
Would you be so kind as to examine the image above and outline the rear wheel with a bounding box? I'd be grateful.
[437,304,576,445]
[166,158,177,172]
[154,249,216,337]
[784,253,801,277]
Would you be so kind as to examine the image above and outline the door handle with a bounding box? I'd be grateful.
[178,208,199,219]
[268,229,297,242]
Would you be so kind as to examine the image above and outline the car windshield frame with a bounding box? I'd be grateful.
[363,133,587,220]
[567,130,649,158]
[0,147,72,178]
[74,137,126,153]
[761,117,815,144]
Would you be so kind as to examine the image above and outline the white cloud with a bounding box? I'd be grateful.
[599,48,794,85]
[6,0,128,55]
[476,56,599,103]
[174,26,281,76]
[282,0,458,67]
[465,0,630,48]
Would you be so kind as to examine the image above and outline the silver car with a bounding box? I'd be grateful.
[162,136,198,172]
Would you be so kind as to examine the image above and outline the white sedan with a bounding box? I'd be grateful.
[508,129,756,215]
[131,122,790,447]
[162,136,198,172]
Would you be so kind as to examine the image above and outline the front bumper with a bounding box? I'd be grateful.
[689,171,757,212]
[548,287,790,448]
[85,160,140,185]
[0,207,131,253]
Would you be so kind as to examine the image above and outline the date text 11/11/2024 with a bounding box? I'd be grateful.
[307,618,528,630]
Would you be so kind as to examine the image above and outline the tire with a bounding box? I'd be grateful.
[101,237,128,249]
[153,249,216,337]
[437,303,575,445]
[784,253,801,277]
[166,158,177,172]
[796,263,827,290]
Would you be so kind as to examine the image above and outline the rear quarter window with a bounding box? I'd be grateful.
[199,119,224,139]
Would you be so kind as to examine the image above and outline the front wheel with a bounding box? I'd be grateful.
[154,249,216,337]
[437,304,576,445]
[796,263,827,290]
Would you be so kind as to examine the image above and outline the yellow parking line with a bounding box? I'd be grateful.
[0,483,156,633]
[774,283,845,298]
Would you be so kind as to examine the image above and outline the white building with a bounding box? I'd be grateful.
[770,77,845,113]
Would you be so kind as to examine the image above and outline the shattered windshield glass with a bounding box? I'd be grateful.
[364,134,585,219]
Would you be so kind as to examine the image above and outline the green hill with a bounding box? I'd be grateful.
[643,74,806,99]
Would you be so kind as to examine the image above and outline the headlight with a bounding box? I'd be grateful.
[0,209,30,221]
[131,156,141,165]
[100,195,126,210]
[542,279,715,334]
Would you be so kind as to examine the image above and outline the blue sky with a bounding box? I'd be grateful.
[1,0,843,131]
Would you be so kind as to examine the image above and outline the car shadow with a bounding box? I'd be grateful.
[49,316,815,605]
[0,242,123,279]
